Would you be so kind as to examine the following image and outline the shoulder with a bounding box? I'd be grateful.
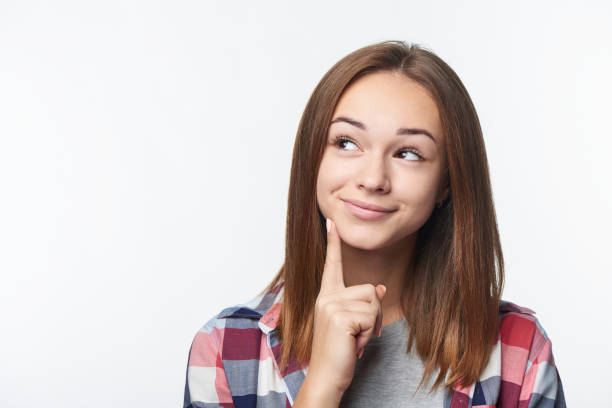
[470,300,565,407]
[496,299,565,405]
[498,299,539,351]
[184,283,286,406]
[498,299,553,361]
[476,299,544,384]
[188,281,284,357]
[216,281,282,322]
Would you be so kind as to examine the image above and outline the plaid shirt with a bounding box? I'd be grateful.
[183,281,566,407]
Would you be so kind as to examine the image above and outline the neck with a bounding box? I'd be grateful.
[341,232,416,327]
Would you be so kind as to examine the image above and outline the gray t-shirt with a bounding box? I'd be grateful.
[339,316,451,407]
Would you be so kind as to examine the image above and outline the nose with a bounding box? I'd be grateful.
[356,154,391,193]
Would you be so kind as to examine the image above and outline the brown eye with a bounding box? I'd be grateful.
[332,134,424,161]
[397,149,423,161]
[332,135,358,151]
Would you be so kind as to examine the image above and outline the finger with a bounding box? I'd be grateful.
[325,283,383,334]
[320,218,345,293]
[324,299,379,317]
[375,285,386,337]
[328,283,379,303]
[352,311,379,353]
[372,300,382,339]
[370,285,385,338]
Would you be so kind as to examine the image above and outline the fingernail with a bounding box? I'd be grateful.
[358,348,364,359]
[378,326,382,337]
[326,218,330,232]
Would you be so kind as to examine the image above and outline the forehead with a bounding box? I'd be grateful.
[331,71,443,143]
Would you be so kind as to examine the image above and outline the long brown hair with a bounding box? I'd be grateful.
[260,40,504,393]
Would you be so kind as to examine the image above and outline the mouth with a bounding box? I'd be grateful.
[341,198,396,220]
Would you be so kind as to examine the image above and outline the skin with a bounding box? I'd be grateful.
[315,70,449,329]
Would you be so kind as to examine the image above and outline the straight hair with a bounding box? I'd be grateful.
[259,40,504,393]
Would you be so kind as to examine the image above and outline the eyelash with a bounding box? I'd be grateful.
[331,134,424,161]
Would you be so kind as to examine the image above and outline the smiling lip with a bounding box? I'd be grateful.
[342,199,396,220]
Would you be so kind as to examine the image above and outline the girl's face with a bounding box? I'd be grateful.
[316,70,447,251]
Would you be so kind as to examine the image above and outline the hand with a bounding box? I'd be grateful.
[308,217,387,394]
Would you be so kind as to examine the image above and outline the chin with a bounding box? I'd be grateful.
[344,239,389,251]
[336,223,393,251]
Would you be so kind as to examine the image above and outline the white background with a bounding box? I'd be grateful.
[1,1,610,407]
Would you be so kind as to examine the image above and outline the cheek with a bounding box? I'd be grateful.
[315,157,332,208]
[316,156,344,194]
[390,175,440,235]
[395,172,440,207]
[316,156,353,218]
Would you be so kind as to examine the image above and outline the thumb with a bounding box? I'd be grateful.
[376,284,387,301]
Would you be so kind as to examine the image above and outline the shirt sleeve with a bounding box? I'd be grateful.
[183,323,235,408]
[518,319,567,407]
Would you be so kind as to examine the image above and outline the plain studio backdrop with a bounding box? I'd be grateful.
[1,1,610,407]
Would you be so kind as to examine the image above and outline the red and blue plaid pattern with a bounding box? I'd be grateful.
[184,281,566,407]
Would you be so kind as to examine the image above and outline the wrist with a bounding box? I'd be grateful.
[294,374,345,408]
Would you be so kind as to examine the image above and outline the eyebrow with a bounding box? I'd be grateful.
[330,116,436,142]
